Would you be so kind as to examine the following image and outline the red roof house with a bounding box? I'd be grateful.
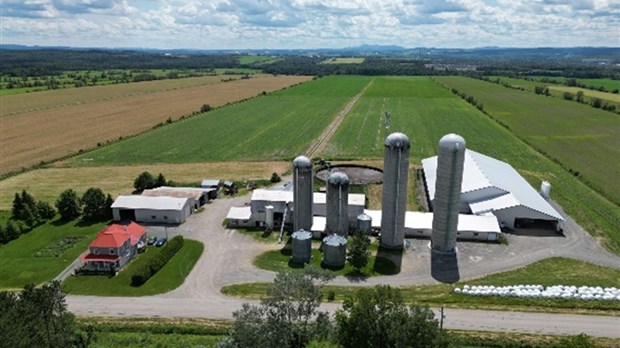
[80,222,147,272]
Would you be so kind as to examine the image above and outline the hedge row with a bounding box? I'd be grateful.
[131,235,184,286]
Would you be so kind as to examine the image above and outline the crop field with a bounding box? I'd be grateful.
[435,76,620,205]
[238,55,281,65]
[548,85,620,103]
[527,76,620,92]
[0,75,310,174]
[67,76,372,166]
[323,57,365,64]
[325,76,620,253]
[0,161,290,210]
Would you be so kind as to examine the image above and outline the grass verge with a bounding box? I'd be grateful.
[223,257,620,314]
[63,239,203,296]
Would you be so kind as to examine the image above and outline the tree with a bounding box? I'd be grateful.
[133,171,155,192]
[0,224,6,244]
[563,92,574,100]
[155,173,167,187]
[4,221,21,242]
[105,194,115,220]
[590,97,602,108]
[270,172,281,183]
[200,104,212,113]
[81,187,108,222]
[222,267,335,348]
[576,91,584,103]
[348,229,370,273]
[37,201,56,221]
[11,193,24,220]
[0,281,95,348]
[56,189,81,221]
[335,285,448,348]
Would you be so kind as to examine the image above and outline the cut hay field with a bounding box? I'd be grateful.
[0,161,289,210]
[67,76,372,166]
[325,76,620,254]
[435,76,620,206]
[0,75,311,174]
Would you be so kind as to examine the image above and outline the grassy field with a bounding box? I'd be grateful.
[238,55,281,65]
[63,239,203,296]
[548,85,620,103]
[323,57,365,64]
[222,257,620,314]
[0,161,290,210]
[67,76,372,166]
[0,217,107,290]
[526,76,620,92]
[0,75,310,174]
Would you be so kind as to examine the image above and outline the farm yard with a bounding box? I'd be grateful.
[0,75,311,174]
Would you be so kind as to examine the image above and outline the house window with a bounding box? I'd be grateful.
[93,248,99,255]
[152,215,156,219]
[110,249,115,255]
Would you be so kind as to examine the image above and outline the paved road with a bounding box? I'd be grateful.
[66,183,620,337]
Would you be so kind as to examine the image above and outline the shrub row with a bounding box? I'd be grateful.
[131,235,184,286]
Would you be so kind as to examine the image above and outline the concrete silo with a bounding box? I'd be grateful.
[326,172,349,236]
[291,229,313,264]
[381,132,410,249]
[322,234,347,268]
[431,133,466,254]
[293,156,313,231]
[357,213,372,235]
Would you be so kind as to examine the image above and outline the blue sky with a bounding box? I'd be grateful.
[1,0,619,49]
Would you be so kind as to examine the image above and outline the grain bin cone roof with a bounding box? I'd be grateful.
[327,172,349,186]
[385,132,410,149]
[323,234,347,246]
[439,133,466,151]
[293,156,313,169]
[357,213,371,221]
[292,229,313,240]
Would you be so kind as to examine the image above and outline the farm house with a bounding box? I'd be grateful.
[422,149,564,230]
[111,195,192,224]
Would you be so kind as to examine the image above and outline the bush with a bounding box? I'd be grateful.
[131,236,184,286]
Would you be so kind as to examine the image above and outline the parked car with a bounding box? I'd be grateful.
[147,236,158,245]
[137,241,146,253]
[155,238,167,247]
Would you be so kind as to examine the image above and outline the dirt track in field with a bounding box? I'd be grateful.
[0,75,311,174]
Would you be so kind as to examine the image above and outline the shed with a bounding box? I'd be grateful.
[112,195,191,224]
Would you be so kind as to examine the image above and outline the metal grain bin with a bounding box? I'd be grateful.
[431,133,466,254]
[326,172,349,236]
[357,213,372,235]
[293,156,314,231]
[381,132,410,249]
[322,234,347,268]
[291,229,313,264]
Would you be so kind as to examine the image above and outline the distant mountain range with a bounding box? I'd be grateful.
[1,44,618,60]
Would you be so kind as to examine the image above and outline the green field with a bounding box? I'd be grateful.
[0,217,107,290]
[238,55,281,65]
[526,76,620,92]
[323,57,365,64]
[68,76,371,166]
[223,257,620,313]
[63,239,203,296]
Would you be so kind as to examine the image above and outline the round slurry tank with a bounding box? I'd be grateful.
[381,132,410,249]
[326,172,349,236]
[291,229,313,264]
[540,181,551,200]
[293,156,314,231]
[357,213,372,235]
[431,133,466,254]
[322,234,347,268]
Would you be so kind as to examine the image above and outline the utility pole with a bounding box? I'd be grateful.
[440,306,445,330]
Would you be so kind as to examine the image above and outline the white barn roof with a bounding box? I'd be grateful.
[226,206,252,220]
[422,149,563,221]
[112,195,189,211]
[364,209,500,233]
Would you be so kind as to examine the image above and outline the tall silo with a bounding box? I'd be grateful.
[322,234,347,268]
[293,156,313,231]
[431,133,466,254]
[357,213,372,235]
[291,229,313,264]
[381,132,410,249]
[326,172,349,236]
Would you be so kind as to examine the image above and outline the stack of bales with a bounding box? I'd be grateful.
[381,133,410,249]
[291,229,313,264]
[322,234,347,268]
[293,156,314,231]
[326,172,349,236]
[357,213,372,235]
[431,133,466,254]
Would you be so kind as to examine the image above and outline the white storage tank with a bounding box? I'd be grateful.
[540,181,551,200]
[357,213,372,235]
[431,134,466,254]
[322,234,347,268]
[293,156,314,231]
[291,229,313,264]
[326,172,349,236]
[381,132,410,249]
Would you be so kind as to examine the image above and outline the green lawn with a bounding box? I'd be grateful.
[0,217,107,290]
[223,257,620,313]
[63,239,203,296]
[68,76,372,166]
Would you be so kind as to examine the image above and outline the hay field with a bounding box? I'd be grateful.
[325,76,620,254]
[323,57,365,64]
[548,86,620,103]
[0,161,289,210]
[0,75,311,174]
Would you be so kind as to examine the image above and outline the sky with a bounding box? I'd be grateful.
[1,0,619,50]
